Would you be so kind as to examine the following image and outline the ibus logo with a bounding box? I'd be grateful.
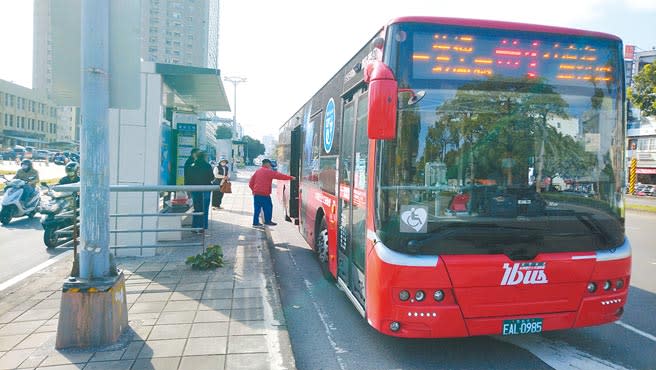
[500,262,548,286]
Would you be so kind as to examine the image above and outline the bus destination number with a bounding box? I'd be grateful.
[502,318,543,335]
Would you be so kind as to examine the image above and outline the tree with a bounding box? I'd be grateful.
[242,136,265,164]
[215,125,233,140]
[629,61,656,116]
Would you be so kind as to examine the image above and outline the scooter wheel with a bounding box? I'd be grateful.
[44,227,59,249]
[0,208,12,225]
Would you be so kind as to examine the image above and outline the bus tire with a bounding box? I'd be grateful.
[316,216,334,281]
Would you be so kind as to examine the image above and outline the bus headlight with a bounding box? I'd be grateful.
[587,282,597,293]
[415,290,425,302]
[603,280,612,291]
[615,279,624,290]
[433,290,445,302]
[390,321,400,332]
[399,290,410,301]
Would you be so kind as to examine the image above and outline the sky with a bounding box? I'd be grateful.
[1,0,655,141]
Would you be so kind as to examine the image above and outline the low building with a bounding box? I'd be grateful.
[0,79,58,150]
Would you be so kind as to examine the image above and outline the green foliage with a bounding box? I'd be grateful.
[215,125,233,139]
[629,61,656,116]
[186,245,224,270]
[242,135,266,164]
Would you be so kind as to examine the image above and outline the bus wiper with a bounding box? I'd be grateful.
[575,213,611,245]
[406,224,540,253]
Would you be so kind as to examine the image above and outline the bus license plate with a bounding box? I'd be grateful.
[502,318,543,335]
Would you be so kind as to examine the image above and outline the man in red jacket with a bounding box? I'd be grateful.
[249,159,295,226]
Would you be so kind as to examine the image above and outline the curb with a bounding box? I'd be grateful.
[261,226,298,370]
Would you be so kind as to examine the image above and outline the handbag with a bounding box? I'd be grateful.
[220,180,232,193]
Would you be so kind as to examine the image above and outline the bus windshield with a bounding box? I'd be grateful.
[376,23,625,257]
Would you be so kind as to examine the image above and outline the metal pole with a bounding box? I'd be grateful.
[79,0,110,279]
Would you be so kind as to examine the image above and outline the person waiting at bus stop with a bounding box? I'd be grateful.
[187,151,214,233]
[249,159,294,226]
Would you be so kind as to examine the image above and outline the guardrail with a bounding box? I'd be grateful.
[52,184,220,256]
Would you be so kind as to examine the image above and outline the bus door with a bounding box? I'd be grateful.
[337,88,369,312]
[288,125,301,220]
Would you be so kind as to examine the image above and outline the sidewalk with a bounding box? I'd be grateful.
[0,174,296,370]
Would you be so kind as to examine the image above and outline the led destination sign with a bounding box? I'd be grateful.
[411,32,617,85]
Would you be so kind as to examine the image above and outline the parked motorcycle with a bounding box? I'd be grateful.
[0,175,41,225]
[39,185,78,249]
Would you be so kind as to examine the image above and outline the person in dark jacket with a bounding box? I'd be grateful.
[212,158,230,209]
[248,159,294,226]
[183,148,200,186]
[187,151,214,232]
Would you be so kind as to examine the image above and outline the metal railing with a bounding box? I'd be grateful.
[52,184,220,256]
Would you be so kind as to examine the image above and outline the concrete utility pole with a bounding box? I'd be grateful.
[56,0,127,349]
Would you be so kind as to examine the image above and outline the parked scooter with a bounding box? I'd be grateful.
[39,184,78,249]
[0,174,41,225]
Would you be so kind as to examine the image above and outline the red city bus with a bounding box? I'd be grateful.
[276,17,630,338]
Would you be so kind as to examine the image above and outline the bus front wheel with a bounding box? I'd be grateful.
[316,217,333,280]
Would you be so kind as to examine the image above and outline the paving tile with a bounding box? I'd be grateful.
[14,309,58,323]
[224,353,269,370]
[198,299,232,311]
[120,341,144,360]
[144,284,173,292]
[189,323,229,338]
[227,335,268,354]
[35,364,84,370]
[128,312,161,326]
[168,291,202,301]
[81,359,134,370]
[205,282,233,290]
[128,301,166,314]
[148,324,191,340]
[183,337,227,356]
[232,289,261,298]
[0,334,27,351]
[175,283,206,291]
[131,325,153,341]
[19,352,47,368]
[89,349,125,362]
[137,339,186,358]
[130,356,180,370]
[228,321,267,336]
[40,352,93,367]
[201,289,233,300]
[156,311,196,325]
[162,301,198,312]
[135,293,172,303]
[231,297,263,309]
[193,310,230,323]
[0,311,24,324]
[178,354,225,370]
[31,299,61,310]
[230,308,264,321]
[1,320,46,336]
[0,348,34,369]
[15,332,55,349]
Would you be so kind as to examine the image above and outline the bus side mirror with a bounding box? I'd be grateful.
[365,61,398,140]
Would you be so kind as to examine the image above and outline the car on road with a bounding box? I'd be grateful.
[32,150,50,161]
[1,150,16,160]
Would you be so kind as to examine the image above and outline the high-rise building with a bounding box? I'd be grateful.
[142,0,220,68]
[32,0,52,96]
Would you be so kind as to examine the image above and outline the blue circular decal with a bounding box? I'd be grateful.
[324,98,335,153]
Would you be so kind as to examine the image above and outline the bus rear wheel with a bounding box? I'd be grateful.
[316,217,333,280]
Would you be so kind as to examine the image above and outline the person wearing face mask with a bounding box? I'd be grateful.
[14,159,40,201]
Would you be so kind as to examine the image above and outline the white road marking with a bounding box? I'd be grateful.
[616,320,656,342]
[0,250,72,292]
[497,334,631,370]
